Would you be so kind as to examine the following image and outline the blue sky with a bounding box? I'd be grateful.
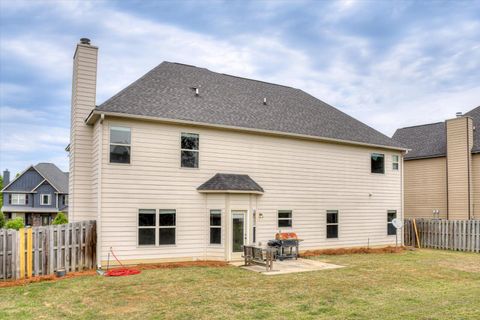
[1,0,479,176]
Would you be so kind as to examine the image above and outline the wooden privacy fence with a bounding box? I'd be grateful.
[404,219,480,253]
[0,220,96,280]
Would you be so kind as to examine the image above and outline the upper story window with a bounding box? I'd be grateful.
[110,126,131,164]
[11,194,26,205]
[371,153,385,174]
[392,155,399,171]
[278,210,292,228]
[181,133,199,168]
[41,194,51,205]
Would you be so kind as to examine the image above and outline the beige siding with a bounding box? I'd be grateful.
[403,157,447,219]
[69,43,98,222]
[446,117,473,219]
[473,154,480,219]
[97,117,402,263]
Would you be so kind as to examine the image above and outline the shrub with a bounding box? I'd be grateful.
[52,212,68,225]
[0,212,5,228]
[5,217,25,230]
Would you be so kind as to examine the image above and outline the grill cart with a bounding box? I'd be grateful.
[267,232,302,261]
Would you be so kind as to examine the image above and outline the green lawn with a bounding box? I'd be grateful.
[1,249,479,319]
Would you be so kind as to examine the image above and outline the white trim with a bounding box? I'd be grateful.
[86,111,408,152]
[40,194,51,206]
[326,210,339,239]
[109,125,132,165]
[198,190,264,195]
[11,193,27,205]
[180,132,200,169]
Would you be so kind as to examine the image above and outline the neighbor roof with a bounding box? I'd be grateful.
[1,163,69,193]
[393,106,480,160]
[197,173,264,193]
[94,62,404,150]
[34,163,69,193]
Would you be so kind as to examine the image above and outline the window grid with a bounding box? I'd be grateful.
[41,194,51,205]
[138,209,177,246]
[180,132,199,168]
[11,194,26,205]
[209,210,222,245]
[392,155,399,171]
[110,126,131,164]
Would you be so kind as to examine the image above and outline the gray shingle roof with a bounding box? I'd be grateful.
[34,163,69,193]
[96,62,404,149]
[197,173,264,193]
[392,106,480,160]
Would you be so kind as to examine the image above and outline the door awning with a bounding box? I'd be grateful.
[197,173,264,194]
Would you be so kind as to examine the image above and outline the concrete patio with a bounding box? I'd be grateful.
[231,258,344,275]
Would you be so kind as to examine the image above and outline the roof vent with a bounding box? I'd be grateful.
[80,38,91,45]
[263,97,267,105]
[456,112,463,118]
[195,88,199,96]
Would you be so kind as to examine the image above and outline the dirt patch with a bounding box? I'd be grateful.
[0,260,228,288]
[302,246,405,257]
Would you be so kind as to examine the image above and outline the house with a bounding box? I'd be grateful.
[1,163,69,226]
[393,107,479,220]
[68,38,406,266]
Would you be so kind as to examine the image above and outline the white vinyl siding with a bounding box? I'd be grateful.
[96,118,402,263]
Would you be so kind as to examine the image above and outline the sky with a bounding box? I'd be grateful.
[0,0,479,176]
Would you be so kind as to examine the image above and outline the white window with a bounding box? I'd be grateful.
[138,209,176,246]
[41,194,51,205]
[388,210,397,235]
[326,210,339,239]
[11,194,26,205]
[371,153,385,174]
[181,133,199,168]
[209,210,222,245]
[110,126,131,164]
[278,210,292,228]
[392,155,399,170]
[63,195,68,206]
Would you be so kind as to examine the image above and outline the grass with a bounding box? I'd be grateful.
[0,249,479,319]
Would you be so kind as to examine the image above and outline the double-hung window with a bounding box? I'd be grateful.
[11,194,26,205]
[371,153,385,174]
[181,133,199,168]
[138,209,177,246]
[110,126,131,164]
[209,210,222,245]
[278,210,292,228]
[392,155,399,171]
[41,194,51,205]
[387,210,397,235]
[326,210,339,239]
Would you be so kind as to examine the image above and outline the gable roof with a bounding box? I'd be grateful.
[197,173,264,194]
[94,62,404,150]
[1,163,68,193]
[392,106,480,160]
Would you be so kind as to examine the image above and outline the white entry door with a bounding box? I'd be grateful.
[231,211,247,257]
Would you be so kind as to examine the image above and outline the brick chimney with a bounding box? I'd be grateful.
[446,114,474,219]
[69,38,98,221]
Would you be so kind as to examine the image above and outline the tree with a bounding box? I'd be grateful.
[0,212,5,228]
[5,217,24,230]
[52,212,68,225]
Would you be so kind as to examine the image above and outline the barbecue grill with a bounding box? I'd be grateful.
[267,232,302,260]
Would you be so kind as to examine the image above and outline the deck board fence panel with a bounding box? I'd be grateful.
[404,219,480,253]
[0,221,96,280]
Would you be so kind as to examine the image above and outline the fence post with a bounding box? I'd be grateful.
[27,228,32,278]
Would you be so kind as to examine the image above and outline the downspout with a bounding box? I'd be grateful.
[96,114,104,268]
[401,153,405,245]
[466,119,471,220]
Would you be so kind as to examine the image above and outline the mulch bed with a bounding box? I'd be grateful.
[0,260,229,288]
[302,246,405,257]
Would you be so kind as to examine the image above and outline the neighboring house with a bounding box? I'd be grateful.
[393,107,479,220]
[69,38,406,266]
[1,163,69,226]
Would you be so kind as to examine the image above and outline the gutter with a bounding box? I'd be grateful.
[86,110,408,152]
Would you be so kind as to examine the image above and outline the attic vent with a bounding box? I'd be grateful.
[263,97,267,105]
[456,112,463,117]
[190,87,200,96]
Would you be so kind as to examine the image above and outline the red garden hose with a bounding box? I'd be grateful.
[105,248,141,277]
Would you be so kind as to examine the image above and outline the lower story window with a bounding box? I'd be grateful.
[138,209,156,245]
[278,210,292,228]
[209,210,222,245]
[159,209,176,245]
[387,210,397,235]
[326,210,338,239]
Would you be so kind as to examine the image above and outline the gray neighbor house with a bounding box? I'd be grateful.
[1,163,68,226]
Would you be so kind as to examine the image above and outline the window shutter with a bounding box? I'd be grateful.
[9,194,11,204]
[26,195,29,205]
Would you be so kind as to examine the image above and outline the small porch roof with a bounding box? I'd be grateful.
[197,173,264,194]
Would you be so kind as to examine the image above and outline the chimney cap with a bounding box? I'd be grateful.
[456,112,463,117]
[80,38,91,45]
